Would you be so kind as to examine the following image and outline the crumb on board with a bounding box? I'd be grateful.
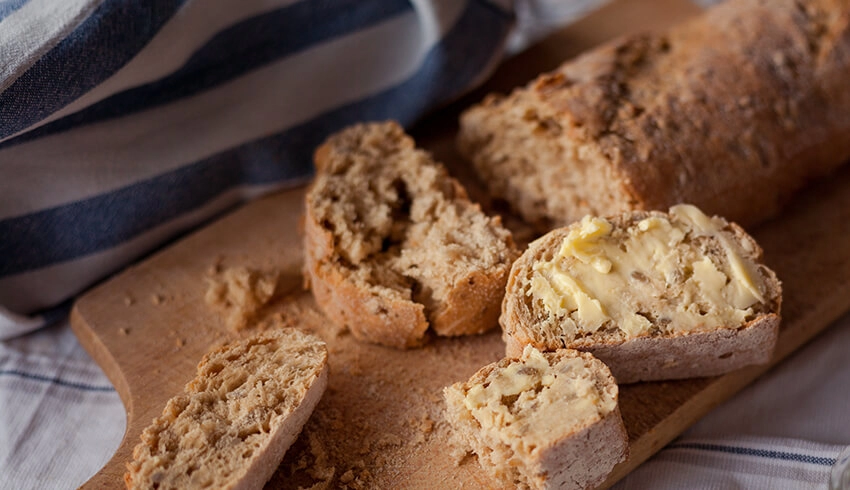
[206,255,224,276]
[298,431,335,489]
[205,265,280,331]
[118,327,129,335]
[123,295,134,306]
[150,294,163,305]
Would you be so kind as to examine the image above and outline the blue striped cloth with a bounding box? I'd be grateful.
[0,0,517,339]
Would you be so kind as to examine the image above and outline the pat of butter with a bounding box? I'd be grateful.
[461,347,614,452]
[528,205,766,339]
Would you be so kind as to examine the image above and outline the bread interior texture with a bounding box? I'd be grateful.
[459,88,632,230]
[311,123,514,323]
[126,330,327,490]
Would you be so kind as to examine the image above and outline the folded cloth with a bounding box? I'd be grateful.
[0,0,518,339]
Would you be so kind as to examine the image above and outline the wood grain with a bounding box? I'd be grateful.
[70,0,850,488]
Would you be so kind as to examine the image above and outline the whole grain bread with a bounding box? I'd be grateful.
[304,121,519,349]
[458,0,850,230]
[501,205,782,383]
[443,346,628,490]
[125,329,328,490]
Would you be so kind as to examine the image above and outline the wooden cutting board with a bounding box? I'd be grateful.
[70,1,850,488]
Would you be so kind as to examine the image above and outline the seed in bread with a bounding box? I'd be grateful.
[458,0,850,230]
[501,204,782,383]
[124,329,328,490]
[443,346,628,490]
[304,121,519,349]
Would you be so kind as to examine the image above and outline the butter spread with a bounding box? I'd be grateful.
[528,204,766,339]
[462,346,614,454]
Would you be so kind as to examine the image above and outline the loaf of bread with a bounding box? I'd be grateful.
[458,0,850,230]
[125,329,328,490]
[304,121,519,349]
[444,345,628,490]
[501,204,782,383]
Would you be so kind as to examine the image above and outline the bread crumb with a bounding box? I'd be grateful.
[305,431,335,484]
[205,266,279,331]
[207,255,224,276]
[123,295,134,306]
[174,338,185,348]
[150,294,163,305]
[118,327,129,335]
[407,412,435,445]
[339,470,354,484]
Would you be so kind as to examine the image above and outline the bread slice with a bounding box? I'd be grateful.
[125,329,328,490]
[444,345,628,490]
[501,204,782,383]
[304,121,518,349]
[458,0,850,231]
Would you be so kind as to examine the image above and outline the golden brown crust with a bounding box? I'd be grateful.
[429,265,510,337]
[304,122,518,349]
[501,208,783,383]
[459,0,850,229]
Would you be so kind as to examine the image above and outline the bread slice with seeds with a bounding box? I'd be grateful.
[125,329,328,490]
[501,204,782,383]
[444,346,628,490]
[304,121,519,349]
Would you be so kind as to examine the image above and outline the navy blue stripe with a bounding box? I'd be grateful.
[0,369,115,392]
[0,0,187,139]
[0,0,512,279]
[669,442,838,466]
[0,0,29,22]
[0,0,413,149]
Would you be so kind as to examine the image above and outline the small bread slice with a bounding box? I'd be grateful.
[125,329,328,490]
[502,204,782,383]
[304,121,518,349]
[444,346,628,490]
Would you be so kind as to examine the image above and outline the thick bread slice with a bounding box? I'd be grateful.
[304,121,518,349]
[125,329,328,490]
[458,0,850,230]
[444,346,628,490]
[501,205,782,383]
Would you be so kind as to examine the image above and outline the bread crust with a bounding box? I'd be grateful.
[501,209,783,383]
[459,0,850,229]
[304,122,517,349]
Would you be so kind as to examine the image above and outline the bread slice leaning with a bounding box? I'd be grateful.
[304,121,518,349]
[444,346,628,490]
[125,329,328,490]
[502,204,782,383]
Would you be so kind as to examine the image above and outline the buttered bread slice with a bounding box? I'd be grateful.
[125,329,328,490]
[305,121,518,348]
[444,346,628,490]
[502,204,782,383]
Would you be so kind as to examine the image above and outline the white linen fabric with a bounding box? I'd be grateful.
[1,0,849,488]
